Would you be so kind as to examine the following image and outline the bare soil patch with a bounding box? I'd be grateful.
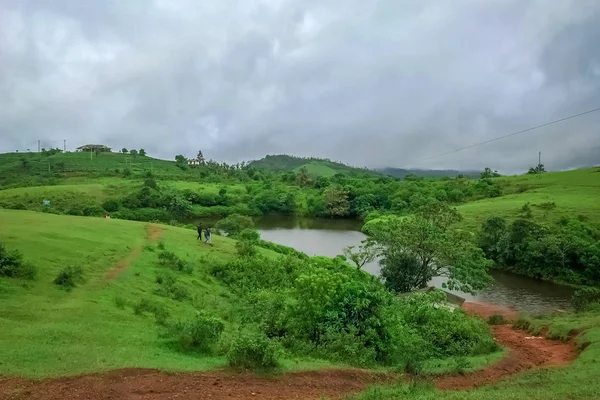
[0,369,394,400]
[434,302,577,390]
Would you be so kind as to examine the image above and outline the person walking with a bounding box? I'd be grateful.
[204,228,212,244]
[197,224,203,240]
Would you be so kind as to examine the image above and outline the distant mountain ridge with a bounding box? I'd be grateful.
[249,155,482,179]
[376,167,480,179]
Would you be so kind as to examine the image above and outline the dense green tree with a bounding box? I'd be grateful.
[129,149,138,157]
[121,148,128,154]
[197,150,205,164]
[323,185,350,217]
[528,163,546,174]
[139,149,147,156]
[297,167,311,186]
[480,167,500,179]
[369,203,492,293]
[478,217,508,262]
[215,214,254,236]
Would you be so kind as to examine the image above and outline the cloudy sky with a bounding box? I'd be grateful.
[1,0,599,173]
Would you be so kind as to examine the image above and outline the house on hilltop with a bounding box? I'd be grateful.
[76,144,112,152]
[188,158,201,166]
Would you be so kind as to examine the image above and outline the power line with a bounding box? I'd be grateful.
[403,106,600,166]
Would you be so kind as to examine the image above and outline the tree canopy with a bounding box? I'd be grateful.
[367,202,492,294]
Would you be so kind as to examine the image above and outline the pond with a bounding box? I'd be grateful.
[255,216,575,315]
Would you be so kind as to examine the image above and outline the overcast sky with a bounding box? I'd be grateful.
[1,0,599,173]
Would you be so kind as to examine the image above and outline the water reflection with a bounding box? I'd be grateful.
[256,218,574,315]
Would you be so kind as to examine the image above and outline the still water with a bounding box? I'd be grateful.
[256,216,574,315]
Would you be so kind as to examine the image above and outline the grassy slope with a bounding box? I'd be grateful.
[0,151,180,175]
[0,178,247,212]
[249,154,379,177]
[0,210,332,377]
[457,168,600,229]
[352,311,600,400]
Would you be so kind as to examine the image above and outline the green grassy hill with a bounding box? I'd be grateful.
[249,154,380,177]
[0,210,328,377]
[0,151,179,174]
[457,167,600,229]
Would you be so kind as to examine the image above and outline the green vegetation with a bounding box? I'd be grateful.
[478,214,600,285]
[0,209,499,378]
[367,202,492,294]
[0,243,37,280]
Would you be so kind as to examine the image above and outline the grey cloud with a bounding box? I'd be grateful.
[1,0,599,174]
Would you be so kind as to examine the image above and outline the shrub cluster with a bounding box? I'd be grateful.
[168,312,224,354]
[211,253,497,368]
[0,243,37,280]
[53,265,84,289]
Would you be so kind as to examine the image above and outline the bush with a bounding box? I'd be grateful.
[102,199,121,212]
[133,298,170,325]
[157,251,191,272]
[114,296,127,309]
[53,265,85,289]
[227,330,281,370]
[169,312,225,354]
[215,214,254,236]
[235,229,261,257]
[572,287,600,312]
[82,205,105,217]
[155,272,190,301]
[0,243,37,280]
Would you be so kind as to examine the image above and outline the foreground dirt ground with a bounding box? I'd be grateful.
[0,302,577,399]
[437,302,576,390]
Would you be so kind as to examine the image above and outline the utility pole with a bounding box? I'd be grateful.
[63,140,66,152]
[538,151,541,166]
[38,140,41,152]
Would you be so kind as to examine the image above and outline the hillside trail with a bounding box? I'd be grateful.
[104,224,163,281]
[435,302,577,390]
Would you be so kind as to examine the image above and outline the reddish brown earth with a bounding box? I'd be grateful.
[146,224,164,243]
[435,302,577,390]
[0,369,394,400]
[104,224,164,281]
[461,301,520,321]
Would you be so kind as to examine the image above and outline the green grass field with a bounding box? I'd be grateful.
[458,167,600,229]
[0,151,181,175]
[0,210,340,377]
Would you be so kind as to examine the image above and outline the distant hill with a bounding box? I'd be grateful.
[248,155,382,177]
[377,167,480,179]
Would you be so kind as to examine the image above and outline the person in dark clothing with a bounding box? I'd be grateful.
[197,224,203,240]
[204,228,212,244]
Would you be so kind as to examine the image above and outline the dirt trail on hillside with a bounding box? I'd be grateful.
[435,302,577,390]
[104,224,164,281]
[0,369,394,400]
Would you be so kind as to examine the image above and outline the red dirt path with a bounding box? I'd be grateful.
[104,225,164,281]
[435,302,577,390]
[0,369,394,400]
